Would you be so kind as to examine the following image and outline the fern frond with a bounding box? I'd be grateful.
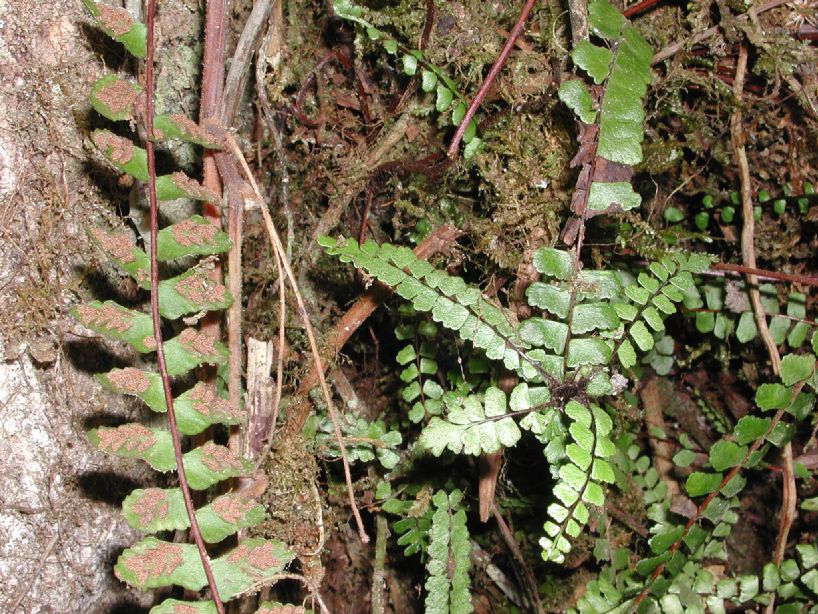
[319,237,551,380]
[558,0,652,216]
[115,537,292,598]
[424,489,473,614]
[541,401,615,563]
[122,488,265,543]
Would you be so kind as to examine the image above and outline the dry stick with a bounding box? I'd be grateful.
[732,44,781,376]
[199,0,227,338]
[492,507,546,614]
[221,0,274,125]
[567,0,588,46]
[371,514,390,614]
[224,136,370,544]
[446,0,538,159]
[256,7,295,260]
[144,1,225,611]
[710,262,818,287]
[226,185,244,443]
[731,42,794,613]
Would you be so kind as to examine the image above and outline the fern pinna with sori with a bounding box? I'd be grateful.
[75,2,295,612]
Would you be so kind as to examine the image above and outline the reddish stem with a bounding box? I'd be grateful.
[446,0,538,159]
[710,262,818,287]
[623,0,664,18]
[144,2,225,611]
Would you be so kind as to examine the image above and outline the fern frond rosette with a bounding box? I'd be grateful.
[322,234,716,562]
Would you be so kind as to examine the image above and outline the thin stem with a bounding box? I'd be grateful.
[144,2,225,611]
[223,137,370,543]
[446,0,538,159]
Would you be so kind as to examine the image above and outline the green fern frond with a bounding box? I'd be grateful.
[541,401,615,563]
[558,0,652,215]
[424,489,473,614]
[115,537,292,598]
[319,237,549,379]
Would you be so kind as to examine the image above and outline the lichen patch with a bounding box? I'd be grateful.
[95,79,139,117]
[90,227,136,263]
[212,493,256,524]
[257,606,305,614]
[178,328,218,357]
[92,131,133,166]
[107,368,150,394]
[118,541,184,586]
[170,218,219,247]
[130,488,170,526]
[170,171,218,202]
[175,271,226,306]
[198,442,242,473]
[96,3,133,37]
[187,382,242,419]
[96,423,155,453]
[171,606,200,614]
[76,303,130,333]
[226,541,280,572]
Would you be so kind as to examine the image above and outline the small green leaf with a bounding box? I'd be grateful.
[557,80,596,124]
[673,449,696,468]
[571,40,613,84]
[736,311,758,343]
[435,83,453,112]
[649,526,683,554]
[567,338,612,367]
[756,383,791,410]
[685,471,723,497]
[588,182,642,212]
[401,53,414,76]
[421,69,437,91]
[708,440,746,472]
[533,247,574,280]
[780,354,816,385]
[733,416,771,445]
[519,318,568,353]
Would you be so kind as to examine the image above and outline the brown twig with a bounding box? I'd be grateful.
[144,1,224,611]
[733,44,781,375]
[198,0,227,343]
[731,42,793,613]
[567,0,588,45]
[222,0,274,124]
[492,507,546,614]
[623,0,664,18]
[222,136,370,543]
[710,263,818,287]
[446,0,538,159]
